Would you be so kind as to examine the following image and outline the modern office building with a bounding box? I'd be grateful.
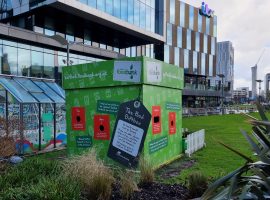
[233,87,249,103]
[163,0,218,108]
[216,41,234,92]
[0,0,218,108]
[251,65,257,100]
[265,73,270,93]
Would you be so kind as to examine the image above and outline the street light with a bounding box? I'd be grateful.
[218,74,225,114]
[256,79,263,103]
[49,34,84,66]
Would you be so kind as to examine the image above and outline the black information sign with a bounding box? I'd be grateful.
[107,100,151,168]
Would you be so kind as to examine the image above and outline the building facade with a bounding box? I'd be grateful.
[216,41,234,91]
[163,0,218,108]
[251,65,257,100]
[233,87,249,104]
[0,0,219,108]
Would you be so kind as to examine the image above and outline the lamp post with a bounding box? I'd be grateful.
[256,79,263,103]
[218,74,225,114]
[49,34,83,66]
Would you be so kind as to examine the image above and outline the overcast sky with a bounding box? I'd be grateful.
[181,0,270,90]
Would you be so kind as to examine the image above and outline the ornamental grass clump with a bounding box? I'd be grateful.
[139,157,154,185]
[120,170,138,200]
[63,149,114,200]
[188,171,208,198]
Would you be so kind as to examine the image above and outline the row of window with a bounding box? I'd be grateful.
[79,0,159,34]
[169,0,217,37]
[164,45,215,77]
[0,39,102,83]
[166,23,216,56]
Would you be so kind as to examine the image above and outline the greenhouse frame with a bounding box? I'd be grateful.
[0,75,66,154]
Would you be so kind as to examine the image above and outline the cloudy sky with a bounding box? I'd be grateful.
[181,0,270,90]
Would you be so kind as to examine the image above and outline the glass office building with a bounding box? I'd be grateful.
[0,0,220,127]
[162,0,219,108]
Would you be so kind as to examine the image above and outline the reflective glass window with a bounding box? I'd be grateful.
[186,29,191,50]
[211,37,216,55]
[180,2,185,27]
[206,17,210,35]
[193,51,197,74]
[0,44,2,74]
[189,6,194,29]
[88,0,96,8]
[144,5,151,31]
[34,81,64,103]
[128,0,134,24]
[214,16,217,37]
[2,45,18,75]
[125,47,131,57]
[97,0,105,11]
[44,29,55,36]
[184,50,189,71]
[174,47,179,66]
[18,48,30,77]
[164,45,169,63]
[170,0,175,24]
[106,0,113,15]
[209,55,213,76]
[84,29,91,45]
[121,0,128,21]
[150,8,155,32]
[145,45,150,57]
[131,46,136,57]
[58,51,67,67]
[134,0,140,26]
[31,50,43,78]
[0,78,37,103]
[177,27,182,48]
[140,2,146,29]
[113,0,121,17]
[167,23,172,46]
[44,53,54,79]
[195,32,200,52]
[201,53,205,75]
[32,93,52,103]
[198,13,202,32]
[14,77,43,92]
[204,34,208,53]
[45,82,65,98]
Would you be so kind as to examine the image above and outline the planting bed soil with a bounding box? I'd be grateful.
[111,182,190,200]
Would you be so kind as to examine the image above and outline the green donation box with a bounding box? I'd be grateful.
[63,56,184,168]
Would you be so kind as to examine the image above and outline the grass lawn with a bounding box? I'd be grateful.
[161,112,267,184]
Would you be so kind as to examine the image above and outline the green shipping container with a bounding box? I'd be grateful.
[63,56,184,168]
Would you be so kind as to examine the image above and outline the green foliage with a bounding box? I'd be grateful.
[201,103,270,199]
[62,149,114,200]
[179,113,260,182]
[120,170,138,200]
[139,157,154,185]
[188,171,208,198]
[0,157,81,200]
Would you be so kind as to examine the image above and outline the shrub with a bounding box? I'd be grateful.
[139,157,154,185]
[188,171,208,198]
[63,149,114,200]
[120,170,138,199]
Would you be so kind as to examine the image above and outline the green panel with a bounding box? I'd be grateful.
[66,85,141,162]
[63,56,183,90]
[142,85,182,168]
[143,57,184,89]
[63,57,143,89]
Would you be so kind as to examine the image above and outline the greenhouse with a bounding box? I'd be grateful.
[0,75,66,154]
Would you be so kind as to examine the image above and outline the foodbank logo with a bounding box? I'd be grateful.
[113,61,141,83]
[117,64,137,80]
